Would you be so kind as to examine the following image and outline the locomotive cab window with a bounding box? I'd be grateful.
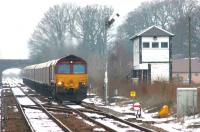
[57,64,70,73]
[73,64,85,74]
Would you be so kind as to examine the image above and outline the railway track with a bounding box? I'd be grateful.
[1,79,109,132]
[2,78,156,132]
[81,103,154,131]
[1,82,31,131]
[3,81,71,132]
[64,102,155,132]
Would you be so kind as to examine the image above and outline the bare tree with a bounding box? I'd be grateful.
[117,0,200,58]
[69,5,113,58]
[28,4,78,62]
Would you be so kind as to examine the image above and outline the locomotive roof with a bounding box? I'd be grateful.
[58,55,86,63]
[23,55,86,69]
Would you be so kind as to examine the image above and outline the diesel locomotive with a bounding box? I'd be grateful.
[22,55,88,103]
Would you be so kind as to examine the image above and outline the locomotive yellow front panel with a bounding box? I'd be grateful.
[55,74,88,89]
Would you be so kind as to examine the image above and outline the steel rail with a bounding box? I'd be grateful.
[22,104,74,114]
[18,86,72,132]
[64,104,117,132]
[17,80,154,132]
[6,85,35,132]
[81,102,155,132]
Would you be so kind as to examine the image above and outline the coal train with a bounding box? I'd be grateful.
[22,55,88,103]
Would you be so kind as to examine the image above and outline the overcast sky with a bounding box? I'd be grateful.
[0,0,150,59]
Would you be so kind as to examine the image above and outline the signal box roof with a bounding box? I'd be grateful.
[130,25,174,40]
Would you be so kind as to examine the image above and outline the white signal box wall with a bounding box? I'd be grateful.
[177,88,200,116]
[130,26,174,83]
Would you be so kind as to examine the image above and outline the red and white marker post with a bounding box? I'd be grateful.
[133,102,141,118]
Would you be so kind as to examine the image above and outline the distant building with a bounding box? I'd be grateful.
[172,58,200,84]
[130,26,174,83]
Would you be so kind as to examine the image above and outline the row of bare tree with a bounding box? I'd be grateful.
[28,0,200,98]
[28,4,119,97]
[117,0,200,58]
[29,4,113,62]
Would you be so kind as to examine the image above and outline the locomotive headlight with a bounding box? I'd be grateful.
[79,82,86,86]
[57,81,63,86]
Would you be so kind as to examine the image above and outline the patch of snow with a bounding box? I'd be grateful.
[84,112,105,118]
[95,118,140,132]
[24,108,63,132]
[21,86,30,92]
[154,115,200,132]
[13,106,18,112]
[120,115,135,120]
[29,118,63,132]
[101,103,134,114]
[67,105,84,109]
[93,128,105,131]
[16,97,35,105]
[83,96,104,105]
[84,112,140,131]
[11,88,25,96]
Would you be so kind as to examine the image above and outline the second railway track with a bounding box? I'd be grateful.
[2,78,156,132]
[7,82,72,132]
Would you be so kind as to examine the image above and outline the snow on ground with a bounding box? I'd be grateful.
[95,117,140,132]
[84,112,140,132]
[17,97,36,105]
[11,88,25,96]
[154,115,200,132]
[84,95,104,105]
[25,108,63,132]
[3,78,200,132]
[10,87,36,105]
[20,86,31,92]
[84,94,200,132]
[66,105,85,109]
[93,128,105,131]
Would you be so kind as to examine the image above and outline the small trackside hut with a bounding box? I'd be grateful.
[130,26,174,84]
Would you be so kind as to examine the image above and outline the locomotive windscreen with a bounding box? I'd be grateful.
[73,64,86,74]
[57,64,70,73]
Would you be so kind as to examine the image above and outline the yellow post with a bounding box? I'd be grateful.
[130,90,136,97]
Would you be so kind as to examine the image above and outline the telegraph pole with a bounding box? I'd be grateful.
[188,16,192,85]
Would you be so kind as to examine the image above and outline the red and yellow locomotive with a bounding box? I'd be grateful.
[22,55,88,103]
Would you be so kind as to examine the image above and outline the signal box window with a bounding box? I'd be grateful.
[161,42,168,48]
[57,64,70,73]
[152,42,159,48]
[73,64,85,74]
[143,42,149,48]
